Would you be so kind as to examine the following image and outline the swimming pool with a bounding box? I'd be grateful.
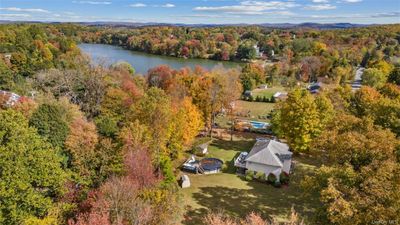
[250,121,269,129]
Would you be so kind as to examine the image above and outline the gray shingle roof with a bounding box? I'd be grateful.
[245,139,292,167]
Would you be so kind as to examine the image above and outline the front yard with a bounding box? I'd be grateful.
[179,136,321,225]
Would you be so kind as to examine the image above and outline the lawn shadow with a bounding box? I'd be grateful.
[222,151,242,174]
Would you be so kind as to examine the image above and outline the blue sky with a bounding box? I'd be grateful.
[0,0,399,24]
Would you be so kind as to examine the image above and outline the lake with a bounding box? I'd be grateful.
[78,43,242,74]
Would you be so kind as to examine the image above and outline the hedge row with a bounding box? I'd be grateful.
[242,95,276,103]
[244,170,290,188]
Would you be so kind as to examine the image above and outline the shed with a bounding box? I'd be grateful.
[197,143,208,155]
[180,175,190,188]
[243,90,252,97]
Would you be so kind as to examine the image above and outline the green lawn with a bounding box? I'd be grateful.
[252,86,287,99]
[215,100,275,129]
[179,137,321,225]
[236,100,275,119]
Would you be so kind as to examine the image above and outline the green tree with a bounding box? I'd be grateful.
[0,60,14,90]
[0,110,66,224]
[388,66,400,85]
[29,103,70,149]
[362,68,387,88]
[237,40,256,60]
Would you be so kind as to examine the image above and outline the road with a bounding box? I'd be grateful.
[351,67,364,91]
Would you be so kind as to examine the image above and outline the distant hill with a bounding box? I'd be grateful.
[259,23,369,29]
[0,20,371,29]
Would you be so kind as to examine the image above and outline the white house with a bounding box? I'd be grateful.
[0,90,21,107]
[234,139,292,179]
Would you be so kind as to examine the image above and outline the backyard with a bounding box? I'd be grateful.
[252,86,287,99]
[179,135,321,225]
[215,86,286,128]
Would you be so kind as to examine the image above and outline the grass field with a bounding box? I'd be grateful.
[179,136,321,225]
[215,100,275,129]
[252,86,287,99]
[214,87,285,128]
[236,100,275,119]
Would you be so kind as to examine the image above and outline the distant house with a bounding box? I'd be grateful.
[0,90,21,107]
[307,82,322,94]
[234,139,293,180]
[273,92,288,101]
[243,90,252,97]
[253,44,261,58]
[258,84,268,89]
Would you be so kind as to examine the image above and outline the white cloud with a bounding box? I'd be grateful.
[181,14,242,18]
[194,1,298,14]
[342,0,362,3]
[289,11,399,20]
[371,12,400,18]
[64,11,75,15]
[312,0,329,2]
[304,4,336,10]
[72,1,112,5]
[130,3,146,7]
[161,3,175,8]
[0,13,31,18]
[0,7,49,13]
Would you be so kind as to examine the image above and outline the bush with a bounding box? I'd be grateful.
[245,174,253,181]
[221,163,228,172]
[280,172,290,185]
[255,172,265,181]
[245,170,254,176]
[267,173,277,184]
[245,170,254,181]
[273,180,281,188]
[248,95,254,102]
[271,96,276,103]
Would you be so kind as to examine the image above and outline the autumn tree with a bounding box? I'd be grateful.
[167,97,203,159]
[71,177,152,225]
[272,89,333,153]
[240,63,266,91]
[191,67,242,136]
[351,86,400,136]
[65,118,99,186]
[304,114,400,225]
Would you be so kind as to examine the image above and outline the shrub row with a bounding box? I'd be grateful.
[244,170,290,188]
[242,95,276,103]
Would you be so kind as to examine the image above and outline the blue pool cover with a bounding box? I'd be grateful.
[200,158,223,171]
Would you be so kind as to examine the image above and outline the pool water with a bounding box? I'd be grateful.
[250,121,269,129]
